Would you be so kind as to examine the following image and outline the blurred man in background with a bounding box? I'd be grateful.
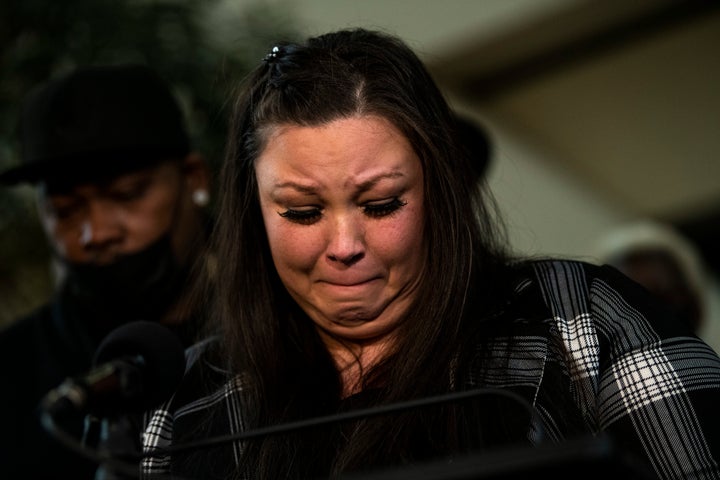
[0,64,213,478]
[593,220,708,335]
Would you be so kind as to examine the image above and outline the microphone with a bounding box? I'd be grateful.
[37,321,187,479]
[41,320,186,418]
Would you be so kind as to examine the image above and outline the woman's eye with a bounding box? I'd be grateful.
[278,208,322,225]
[363,198,407,218]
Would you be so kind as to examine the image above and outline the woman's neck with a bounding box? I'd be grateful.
[318,331,395,398]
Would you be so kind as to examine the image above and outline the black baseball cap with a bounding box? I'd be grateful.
[0,64,190,186]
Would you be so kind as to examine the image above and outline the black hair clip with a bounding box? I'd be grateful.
[263,46,280,63]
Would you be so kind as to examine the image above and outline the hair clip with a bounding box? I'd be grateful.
[264,46,280,63]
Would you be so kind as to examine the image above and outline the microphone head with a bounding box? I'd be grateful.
[92,320,186,414]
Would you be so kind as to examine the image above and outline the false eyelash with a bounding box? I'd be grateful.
[277,197,408,224]
[278,208,322,224]
[363,198,407,217]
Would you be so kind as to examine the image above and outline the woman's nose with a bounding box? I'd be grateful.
[326,216,365,266]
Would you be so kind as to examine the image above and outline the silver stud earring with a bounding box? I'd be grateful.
[192,189,209,207]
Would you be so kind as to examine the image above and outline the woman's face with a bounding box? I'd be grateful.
[256,115,426,344]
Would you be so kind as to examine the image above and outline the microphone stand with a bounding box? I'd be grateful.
[94,414,143,480]
[39,396,142,479]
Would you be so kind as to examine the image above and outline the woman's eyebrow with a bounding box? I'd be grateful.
[272,171,405,195]
[271,181,318,194]
[355,171,405,193]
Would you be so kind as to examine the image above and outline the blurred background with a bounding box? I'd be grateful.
[2,0,719,349]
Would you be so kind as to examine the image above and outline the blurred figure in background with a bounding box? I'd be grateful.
[593,220,708,335]
[0,64,213,478]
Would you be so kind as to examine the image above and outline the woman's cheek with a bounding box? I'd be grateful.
[269,224,323,271]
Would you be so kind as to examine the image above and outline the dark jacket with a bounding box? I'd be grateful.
[0,286,198,479]
[0,298,99,479]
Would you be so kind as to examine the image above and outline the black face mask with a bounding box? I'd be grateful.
[60,233,192,326]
